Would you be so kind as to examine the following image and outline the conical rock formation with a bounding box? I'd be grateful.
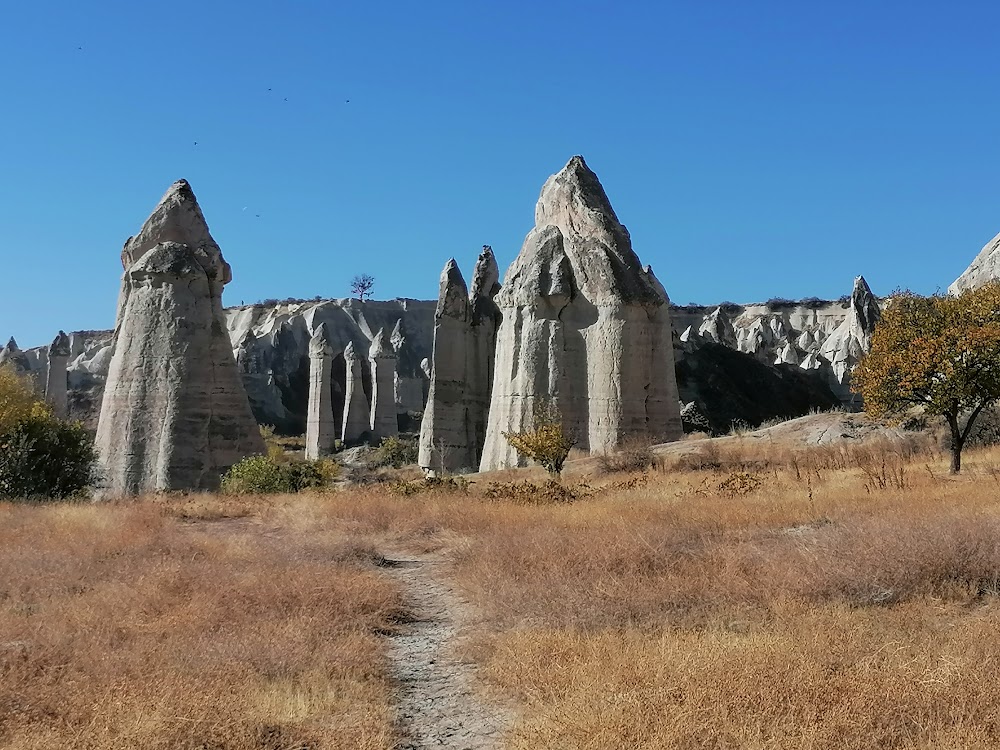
[95,181,264,495]
[419,247,502,473]
[479,156,682,471]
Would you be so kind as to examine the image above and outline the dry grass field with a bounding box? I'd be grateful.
[5,432,1000,748]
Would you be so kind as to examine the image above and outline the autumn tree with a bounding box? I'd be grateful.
[853,284,1000,474]
[503,401,576,478]
[350,274,375,301]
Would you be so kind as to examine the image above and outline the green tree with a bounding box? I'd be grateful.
[0,364,96,500]
[503,401,576,478]
[853,284,1000,474]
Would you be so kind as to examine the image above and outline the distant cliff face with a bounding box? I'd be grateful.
[21,286,867,437]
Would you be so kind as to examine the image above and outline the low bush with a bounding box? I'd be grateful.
[596,439,653,474]
[367,435,419,469]
[220,455,340,495]
[0,412,96,501]
[502,402,576,477]
[0,365,96,501]
[483,479,582,505]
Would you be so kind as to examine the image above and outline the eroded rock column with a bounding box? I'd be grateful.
[369,327,398,440]
[45,331,71,419]
[341,342,371,444]
[305,323,335,459]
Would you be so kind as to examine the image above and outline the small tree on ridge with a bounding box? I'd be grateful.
[351,274,375,302]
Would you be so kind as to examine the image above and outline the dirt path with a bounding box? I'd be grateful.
[382,552,510,750]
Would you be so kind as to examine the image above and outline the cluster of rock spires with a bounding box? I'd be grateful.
[418,157,683,473]
[673,276,882,406]
[8,154,919,492]
[418,248,501,472]
[1,333,71,418]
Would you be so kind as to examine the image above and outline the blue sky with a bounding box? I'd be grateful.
[3,1,1000,348]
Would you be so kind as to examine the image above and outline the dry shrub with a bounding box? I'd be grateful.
[482,479,582,505]
[595,439,653,475]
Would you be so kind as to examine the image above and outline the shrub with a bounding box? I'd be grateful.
[367,435,419,469]
[483,479,582,504]
[220,455,290,495]
[388,476,470,496]
[220,455,341,495]
[596,439,654,474]
[0,366,96,502]
[0,412,96,501]
[503,402,576,477]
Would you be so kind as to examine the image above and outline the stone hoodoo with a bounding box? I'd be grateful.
[819,275,880,402]
[305,323,335,459]
[950,229,1000,295]
[418,247,502,473]
[419,259,472,472]
[341,342,371,444]
[467,246,503,461]
[45,331,71,418]
[479,156,683,471]
[368,327,399,439]
[390,318,426,421]
[0,338,30,376]
[95,180,265,495]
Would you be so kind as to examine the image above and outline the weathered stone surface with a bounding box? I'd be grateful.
[342,342,371,444]
[0,338,30,375]
[480,156,683,471]
[949,229,1000,295]
[45,331,71,418]
[226,298,435,433]
[819,275,880,404]
[419,260,472,472]
[305,323,335,459]
[95,181,264,495]
[466,246,502,465]
[369,327,398,440]
[391,318,427,424]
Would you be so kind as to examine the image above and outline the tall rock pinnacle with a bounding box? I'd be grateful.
[479,156,682,471]
[95,180,264,494]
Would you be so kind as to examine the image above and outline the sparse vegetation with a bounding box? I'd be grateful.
[220,454,339,494]
[0,365,96,501]
[502,401,576,477]
[367,435,419,469]
[595,438,653,474]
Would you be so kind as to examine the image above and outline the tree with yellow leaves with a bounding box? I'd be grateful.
[503,401,576,478]
[853,283,1000,474]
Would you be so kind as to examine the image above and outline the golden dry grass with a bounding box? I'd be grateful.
[0,497,402,749]
[5,436,1000,748]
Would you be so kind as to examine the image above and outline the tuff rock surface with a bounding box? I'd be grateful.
[305,323,336,459]
[368,327,398,439]
[341,341,371,444]
[418,247,501,473]
[94,181,264,495]
[45,331,71,418]
[949,229,1000,295]
[479,156,683,471]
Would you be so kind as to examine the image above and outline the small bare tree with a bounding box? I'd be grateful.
[350,274,375,301]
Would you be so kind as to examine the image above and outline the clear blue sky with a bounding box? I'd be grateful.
[3,0,999,348]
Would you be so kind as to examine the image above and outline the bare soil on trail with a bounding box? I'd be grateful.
[383,552,511,750]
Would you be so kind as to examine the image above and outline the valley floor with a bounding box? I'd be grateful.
[4,435,1000,749]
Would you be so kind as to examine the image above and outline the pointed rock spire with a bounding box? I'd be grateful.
[46,331,71,418]
[950,230,1000,295]
[96,180,263,494]
[479,156,682,471]
[306,323,335,459]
